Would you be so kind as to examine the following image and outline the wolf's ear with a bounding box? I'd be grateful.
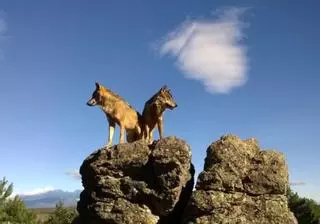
[95,82,101,89]
[162,85,171,93]
[160,85,168,92]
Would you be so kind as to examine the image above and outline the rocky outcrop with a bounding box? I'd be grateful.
[182,135,297,224]
[74,134,296,224]
[75,137,194,224]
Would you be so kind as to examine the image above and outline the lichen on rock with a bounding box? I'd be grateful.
[182,134,296,224]
[74,134,297,224]
[75,136,194,224]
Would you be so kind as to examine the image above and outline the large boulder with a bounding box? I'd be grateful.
[182,134,296,224]
[76,136,194,224]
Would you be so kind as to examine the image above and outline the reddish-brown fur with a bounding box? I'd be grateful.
[141,85,178,144]
[87,82,143,147]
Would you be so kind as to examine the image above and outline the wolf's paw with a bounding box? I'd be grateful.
[148,139,159,147]
[104,143,113,149]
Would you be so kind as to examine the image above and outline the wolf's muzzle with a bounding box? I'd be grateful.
[87,100,95,106]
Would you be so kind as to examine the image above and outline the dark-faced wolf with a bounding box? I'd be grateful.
[87,82,142,147]
[141,85,178,144]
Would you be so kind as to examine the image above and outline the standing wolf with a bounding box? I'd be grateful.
[141,85,178,144]
[87,82,142,147]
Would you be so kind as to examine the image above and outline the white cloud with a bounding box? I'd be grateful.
[65,169,81,180]
[159,7,250,94]
[13,186,55,197]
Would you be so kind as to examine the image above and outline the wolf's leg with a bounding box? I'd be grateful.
[119,124,125,144]
[149,130,153,144]
[106,116,115,148]
[140,127,145,141]
[145,125,150,142]
[157,117,164,139]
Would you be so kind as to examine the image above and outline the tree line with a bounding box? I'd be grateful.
[0,177,77,224]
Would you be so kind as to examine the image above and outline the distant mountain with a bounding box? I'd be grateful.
[19,189,82,208]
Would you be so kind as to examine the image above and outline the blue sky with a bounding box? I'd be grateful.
[0,1,319,201]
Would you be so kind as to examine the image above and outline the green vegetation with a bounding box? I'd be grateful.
[43,201,77,224]
[0,177,78,224]
[29,208,57,223]
[287,187,320,224]
[0,177,38,224]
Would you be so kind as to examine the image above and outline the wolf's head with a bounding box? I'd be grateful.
[87,82,105,107]
[157,85,178,110]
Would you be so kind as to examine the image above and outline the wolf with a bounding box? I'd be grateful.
[141,85,178,144]
[87,82,143,147]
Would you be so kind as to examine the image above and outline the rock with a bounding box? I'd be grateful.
[197,135,288,195]
[183,191,295,224]
[244,150,289,195]
[75,134,296,224]
[76,136,194,224]
[182,134,296,224]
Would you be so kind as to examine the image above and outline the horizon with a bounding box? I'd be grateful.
[0,1,319,203]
